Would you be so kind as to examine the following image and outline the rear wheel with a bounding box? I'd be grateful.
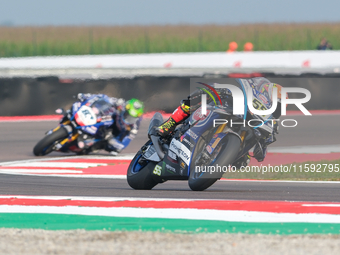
[188,134,241,191]
[127,141,159,190]
[33,127,68,156]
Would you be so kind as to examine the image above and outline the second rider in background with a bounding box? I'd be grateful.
[77,93,144,155]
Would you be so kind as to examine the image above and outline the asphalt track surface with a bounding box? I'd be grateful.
[0,114,339,202]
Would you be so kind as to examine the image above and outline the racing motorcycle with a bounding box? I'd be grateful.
[33,95,116,156]
[127,78,276,191]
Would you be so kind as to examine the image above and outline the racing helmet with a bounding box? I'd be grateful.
[123,98,144,124]
[260,82,286,103]
[259,82,287,118]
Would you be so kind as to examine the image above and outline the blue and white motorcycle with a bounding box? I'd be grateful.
[127,78,276,191]
[33,95,116,156]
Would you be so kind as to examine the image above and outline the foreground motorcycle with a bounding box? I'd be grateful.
[127,78,276,191]
[33,96,115,156]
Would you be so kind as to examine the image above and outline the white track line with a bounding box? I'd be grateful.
[0,154,135,166]
[1,205,340,223]
[6,162,107,168]
[0,155,132,179]
[0,169,83,174]
[0,195,199,201]
[0,171,126,179]
[303,204,340,207]
[0,195,199,202]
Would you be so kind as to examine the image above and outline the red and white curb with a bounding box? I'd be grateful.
[0,195,340,224]
[1,153,340,182]
[0,155,134,179]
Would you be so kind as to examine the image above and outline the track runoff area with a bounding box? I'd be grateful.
[0,112,340,236]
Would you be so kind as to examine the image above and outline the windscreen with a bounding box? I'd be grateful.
[238,77,274,106]
[91,98,114,117]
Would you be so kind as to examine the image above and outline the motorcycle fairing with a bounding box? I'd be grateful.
[169,138,191,165]
[70,97,115,136]
[143,144,161,162]
[159,136,192,178]
[160,155,189,178]
[75,120,114,136]
[189,107,215,129]
[205,132,228,155]
[74,105,97,126]
[72,102,81,114]
[80,126,98,135]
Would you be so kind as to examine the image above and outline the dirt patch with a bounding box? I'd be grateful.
[0,229,339,255]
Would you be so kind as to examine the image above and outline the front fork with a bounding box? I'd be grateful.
[51,121,79,151]
[212,123,251,165]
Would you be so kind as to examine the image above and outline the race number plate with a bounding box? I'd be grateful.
[75,105,97,126]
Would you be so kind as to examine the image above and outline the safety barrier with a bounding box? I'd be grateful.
[1,51,340,69]
[0,75,339,116]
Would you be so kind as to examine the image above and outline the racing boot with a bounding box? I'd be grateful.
[233,153,251,169]
[253,133,275,162]
[157,104,190,137]
[253,142,267,162]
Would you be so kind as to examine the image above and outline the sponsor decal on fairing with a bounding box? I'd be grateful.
[169,139,191,165]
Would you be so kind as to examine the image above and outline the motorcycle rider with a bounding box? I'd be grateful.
[156,77,284,164]
[77,93,144,155]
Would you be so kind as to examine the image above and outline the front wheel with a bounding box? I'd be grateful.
[33,127,68,156]
[127,141,159,190]
[188,134,241,191]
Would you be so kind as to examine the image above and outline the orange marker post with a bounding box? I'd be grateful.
[227,41,238,53]
[244,42,253,51]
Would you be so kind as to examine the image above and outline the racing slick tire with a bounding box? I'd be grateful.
[127,141,159,190]
[33,127,68,156]
[188,134,241,191]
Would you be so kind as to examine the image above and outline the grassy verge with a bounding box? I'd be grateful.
[0,23,340,57]
[223,159,340,181]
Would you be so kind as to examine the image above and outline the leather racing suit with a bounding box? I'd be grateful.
[78,93,141,155]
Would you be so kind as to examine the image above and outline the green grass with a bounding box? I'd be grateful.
[0,23,340,57]
[223,159,340,181]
